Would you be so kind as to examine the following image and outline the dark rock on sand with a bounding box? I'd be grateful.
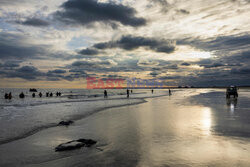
[55,139,97,152]
[58,120,74,126]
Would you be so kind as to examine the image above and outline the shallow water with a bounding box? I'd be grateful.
[0,89,168,144]
[1,89,250,167]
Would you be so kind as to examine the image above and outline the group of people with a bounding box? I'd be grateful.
[4,92,26,99]
[4,92,12,99]
[45,92,62,97]
[104,89,134,98]
[5,89,172,100]
[104,89,133,98]
[4,91,62,99]
[127,89,133,98]
[103,89,171,99]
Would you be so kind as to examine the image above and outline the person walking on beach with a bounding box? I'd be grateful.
[4,93,8,99]
[151,89,154,94]
[39,92,42,97]
[104,90,108,98]
[32,93,36,98]
[19,92,25,99]
[8,92,12,100]
[127,89,130,98]
[50,92,53,97]
[131,90,133,94]
[169,89,172,95]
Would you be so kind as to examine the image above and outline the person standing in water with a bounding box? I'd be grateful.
[169,89,172,95]
[32,93,36,98]
[104,90,108,98]
[39,92,42,97]
[19,92,25,98]
[151,89,154,94]
[4,93,8,99]
[127,89,130,98]
[8,92,12,100]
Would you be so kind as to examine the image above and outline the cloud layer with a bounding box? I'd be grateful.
[93,35,175,53]
[0,0,250,87]
[54,0,146,27]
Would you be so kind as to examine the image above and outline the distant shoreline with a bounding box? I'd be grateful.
[1,87,250,89]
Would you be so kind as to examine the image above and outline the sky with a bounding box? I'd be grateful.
[0,0,249,88]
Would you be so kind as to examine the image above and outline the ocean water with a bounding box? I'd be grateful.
[0,88,169,145]
[1,88,250,166]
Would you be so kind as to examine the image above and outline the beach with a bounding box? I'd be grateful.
[1,88,250,166]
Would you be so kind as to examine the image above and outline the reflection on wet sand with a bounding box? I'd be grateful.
[227,98,238,115]
[201,107,212,136]
[1,89,250,167]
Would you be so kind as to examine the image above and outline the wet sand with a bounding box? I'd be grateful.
[1,89,250,167]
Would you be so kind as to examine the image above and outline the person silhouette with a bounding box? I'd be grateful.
[4,93,8,99]
[151,89,154,94]
[39,92,42,97]
[32,93,35,98]
[8,92,12,100]
[169,89,172,95]
[19,92,25,99]
[127,89,130,98]
[104,90,108,98]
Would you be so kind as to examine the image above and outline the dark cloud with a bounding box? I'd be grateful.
[72,61,96,67]
[195,58,243,69]
[65,59,118,75]
[71,59,115,68]
[0,61,20,68]
[149,71,160,77]
[93,35,175,53]
[181,62,191,66]
[65,58,146,74]
[0,32,48,60]
[105,74,123,78]
[225,50,250,63]
[200,62,225,68]
[0,64,88,81]
[159,75,181,80]
[54,0,146,27]
[178,34,250,52]
[79,48,99,55]
[17,18,50,27]
[3,66,45,80]
[48,69,67,74]
[231,67,250,75]
[69,69,87,73]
